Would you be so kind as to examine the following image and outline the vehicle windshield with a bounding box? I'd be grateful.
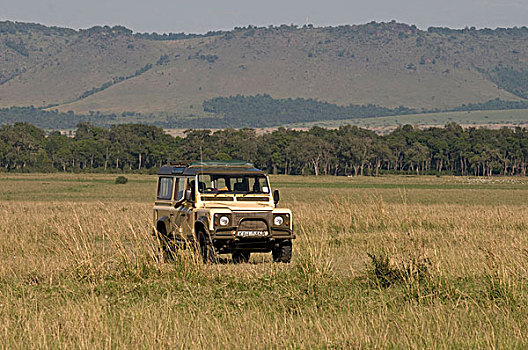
[197,173,270,194]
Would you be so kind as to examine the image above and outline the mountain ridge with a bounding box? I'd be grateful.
[0,20,527,127]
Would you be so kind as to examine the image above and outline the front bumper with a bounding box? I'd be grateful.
[212,226,295,253]
[212,234,294,253]
[213,227,294,240]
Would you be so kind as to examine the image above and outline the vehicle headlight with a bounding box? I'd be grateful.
[274,216,284,226]
[219,216,230,226]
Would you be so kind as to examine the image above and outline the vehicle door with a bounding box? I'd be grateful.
[174,177,194,240]
[155,175,175,221]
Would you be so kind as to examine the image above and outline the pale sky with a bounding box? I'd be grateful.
[1,0,527,33]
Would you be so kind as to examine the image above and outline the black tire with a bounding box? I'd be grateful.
[232,251,251,263]
[156,227,175,261]
[199,231,217,264]
[161,239,175,261]
[272,241,292,263]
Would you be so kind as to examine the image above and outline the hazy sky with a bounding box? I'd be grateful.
[1,0,527,33]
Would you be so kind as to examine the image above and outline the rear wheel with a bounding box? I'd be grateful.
[232,251,251,263]
[272,241,292,263]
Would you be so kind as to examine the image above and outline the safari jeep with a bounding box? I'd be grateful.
[153,160,294,263]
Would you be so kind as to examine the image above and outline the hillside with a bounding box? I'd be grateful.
[1,21,528,127]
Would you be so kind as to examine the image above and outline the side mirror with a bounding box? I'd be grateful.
[273,189,280,205]
[184,189,192,202]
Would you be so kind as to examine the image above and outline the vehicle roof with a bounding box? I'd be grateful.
[158,160,265,176]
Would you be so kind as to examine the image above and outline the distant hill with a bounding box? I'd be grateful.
[0,21,527,128]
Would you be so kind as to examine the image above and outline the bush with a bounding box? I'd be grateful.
[367,252,431,288]
[367,253,402,287]
[115,176,128,184]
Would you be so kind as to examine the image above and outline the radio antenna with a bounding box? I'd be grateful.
[200,145,204,173]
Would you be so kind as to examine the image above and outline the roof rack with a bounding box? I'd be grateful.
[166,160,254,168]
[159,160,260,175]
[188,160,254,168]
[167,160,193,167]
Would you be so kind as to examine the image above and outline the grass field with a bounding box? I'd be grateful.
[1,174,528,348]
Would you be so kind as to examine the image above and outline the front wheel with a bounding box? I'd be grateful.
[198,231,217,264]
[272,241,292,263]
[155,227,175,262]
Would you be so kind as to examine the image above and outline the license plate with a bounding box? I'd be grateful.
[237,230,268,237]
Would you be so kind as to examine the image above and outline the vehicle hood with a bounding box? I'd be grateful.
[199,201,274,211]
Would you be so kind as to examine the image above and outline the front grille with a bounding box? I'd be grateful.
[237,197,270,202]
[201,197,234,201]
[238,219,268,231]
[232,211,271,226]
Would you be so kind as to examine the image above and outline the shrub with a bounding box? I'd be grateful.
[367,253,402,287]
[367,252,431,288]
[115,176,128,184]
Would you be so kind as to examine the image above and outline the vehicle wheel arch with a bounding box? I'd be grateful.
[194,220,209,241]
[156,216,170,236]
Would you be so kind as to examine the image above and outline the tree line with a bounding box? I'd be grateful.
[1,122,527,177]
[4,97,528,130]
[202,95,417,128]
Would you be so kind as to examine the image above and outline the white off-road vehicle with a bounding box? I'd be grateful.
[153,160,294,263]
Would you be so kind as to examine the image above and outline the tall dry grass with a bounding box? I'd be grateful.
[0,176,528,348]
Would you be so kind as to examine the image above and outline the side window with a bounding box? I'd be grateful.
[157,177,174,200]
[187,178,196,201]
[175,177,185,201]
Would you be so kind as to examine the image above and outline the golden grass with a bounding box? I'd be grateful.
[1,174,528,348]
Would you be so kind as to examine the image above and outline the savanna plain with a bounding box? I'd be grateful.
[1,174,528,348]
